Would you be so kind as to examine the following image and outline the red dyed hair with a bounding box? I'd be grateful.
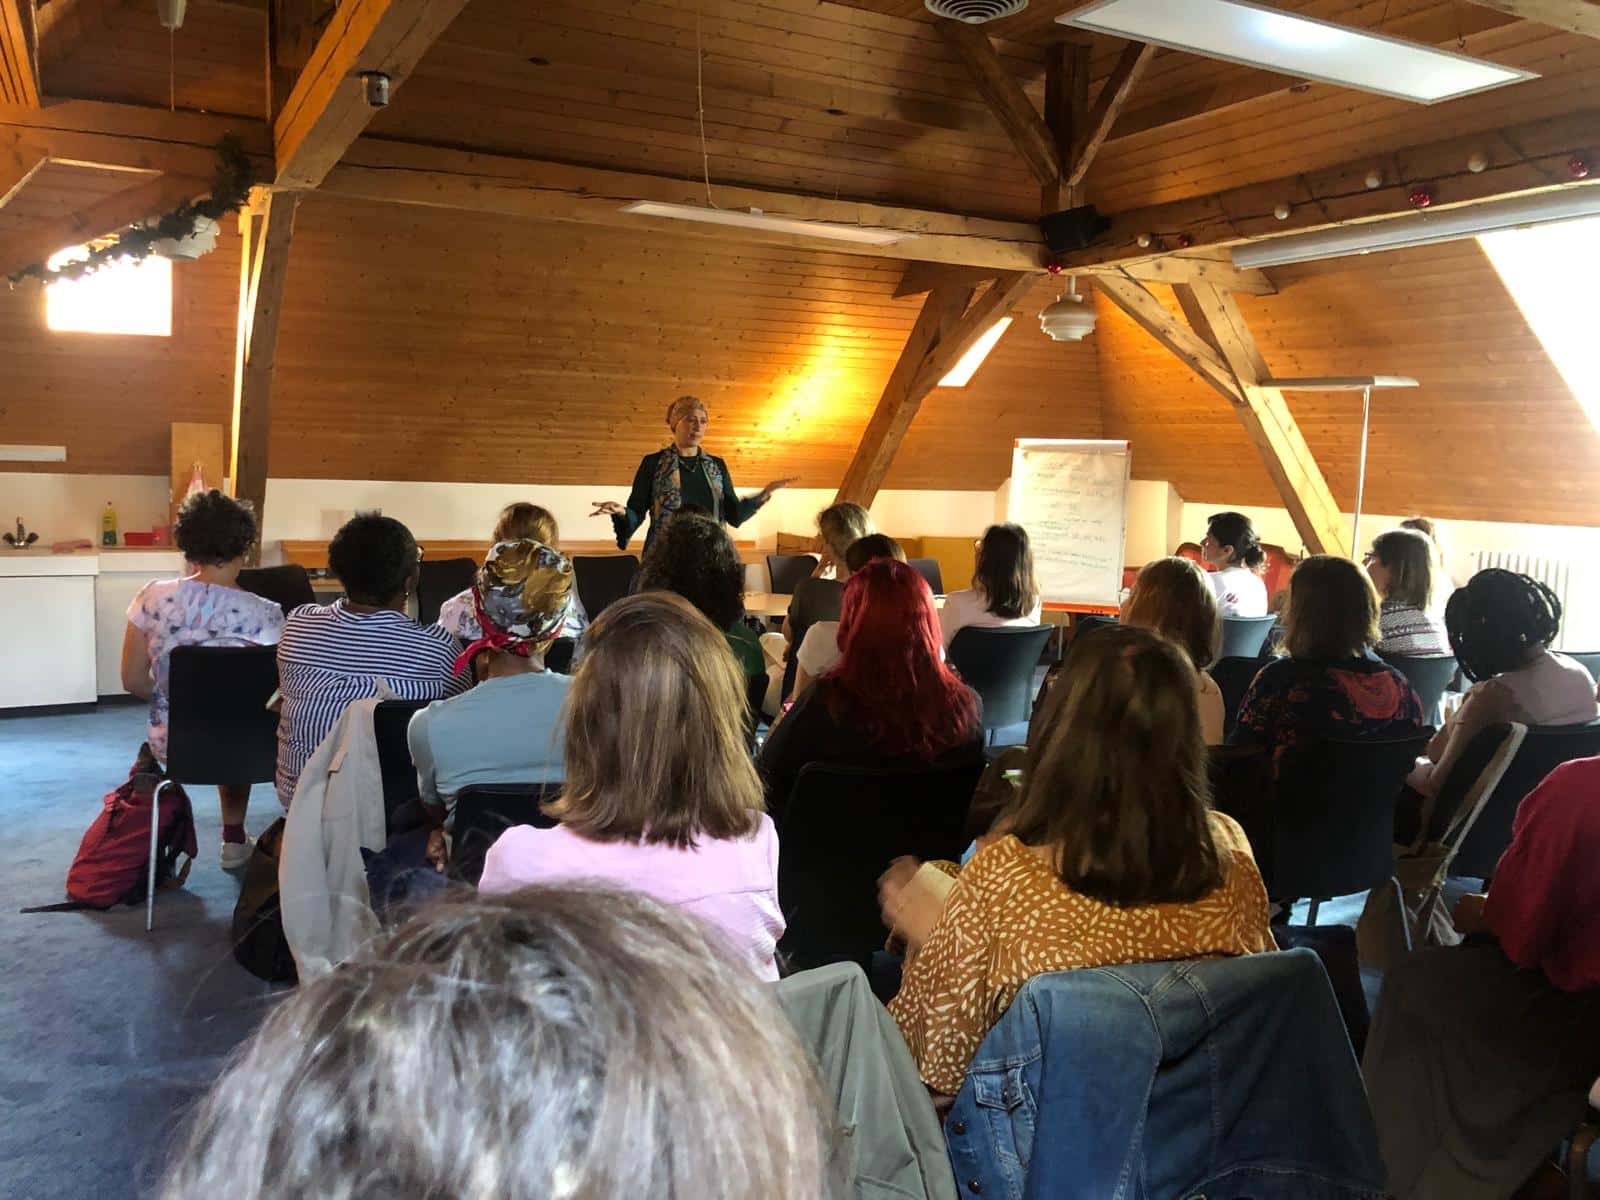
[824,558,979,759]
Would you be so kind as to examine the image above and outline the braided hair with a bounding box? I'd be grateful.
[1445,568,1562,683]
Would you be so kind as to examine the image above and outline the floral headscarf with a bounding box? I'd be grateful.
[452,539,574,675]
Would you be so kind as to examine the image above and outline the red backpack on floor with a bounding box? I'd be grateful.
[62,749,197,908]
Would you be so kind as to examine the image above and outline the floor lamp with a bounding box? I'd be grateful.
[1260,375,1420,555]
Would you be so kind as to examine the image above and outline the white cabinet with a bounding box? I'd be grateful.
[0,559,98,707]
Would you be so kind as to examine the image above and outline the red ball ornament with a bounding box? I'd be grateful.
[1408,187,1434,209]
[1570,154,1592,180]
[1175,232,1194,248]
[1046,260,1065,275]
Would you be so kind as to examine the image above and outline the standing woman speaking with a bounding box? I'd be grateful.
[592,395,796,553]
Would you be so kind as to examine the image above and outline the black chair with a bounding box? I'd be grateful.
[149,645,280,930]
[908,557,945,594]
[1565,651,1600,681]
[450,782,562,885]
[777,760,983,971]
[948,625,1057,747]
[1208,656,1272,740]
[416,557,477,627]
[1379,652,1458,726]
[1451,720,1600,881]
[373,698,431,832]
[766,553,818,596]
[236,564,316,616]
[1219,614,1278,658]
[545,637,577,675]
[572,555,639,621]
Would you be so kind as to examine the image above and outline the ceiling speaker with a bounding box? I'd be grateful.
[924,0,1028,24]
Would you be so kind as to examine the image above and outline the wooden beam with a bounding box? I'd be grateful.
[0,101,271,178]
[836,271,1035,506]
[893,261,999,298]
[1067,41,1153,189]
[1096,253,1276,296]
[274,0,472,187]
[1056,106,1600,270]
[0,171,206,277]
[1040,40,1089,213]
[1094,274,1244,405]
[1177,283,1349,557]
[230,190,299,547]
[939,22,1061,188]
[0,0,39,109]
[1461,0,1600,37]
[322,140,1050,272]
[0,141,43,208]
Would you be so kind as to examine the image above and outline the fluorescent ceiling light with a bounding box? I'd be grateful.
[940,317,1012,387]
[0,444,67,462]
[1060,0,1536,104]
[1232,187,1600,269]
[620,201,918,246]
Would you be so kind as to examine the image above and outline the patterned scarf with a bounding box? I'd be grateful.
[650,445,726,529]
[452,539,575,675]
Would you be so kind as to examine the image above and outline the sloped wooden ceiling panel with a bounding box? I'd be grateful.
[1098,238,1600,528]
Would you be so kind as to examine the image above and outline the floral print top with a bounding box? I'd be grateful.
[1228,655,1424,754]
[127,577,285,764]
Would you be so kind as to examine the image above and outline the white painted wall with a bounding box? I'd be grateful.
[0,472,169,547]
[1125,479,1176,568]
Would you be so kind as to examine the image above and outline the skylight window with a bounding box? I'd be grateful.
[44,246,172,337]
[939,318,1012,388]
[1478,217,1600,434]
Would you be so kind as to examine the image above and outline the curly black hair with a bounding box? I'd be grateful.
[328,513,420,606]
[1446,568,1563,683]
[636,513,744,630]
[174,489,258,566]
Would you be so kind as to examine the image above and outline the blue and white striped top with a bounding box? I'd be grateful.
[275,600,461,806]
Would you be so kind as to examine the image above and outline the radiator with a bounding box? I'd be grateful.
[1470,550,1577,650]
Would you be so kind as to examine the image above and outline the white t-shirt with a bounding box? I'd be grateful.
[796,620,842,679]
[1208,566,1269,618]
[937,588,1044,649]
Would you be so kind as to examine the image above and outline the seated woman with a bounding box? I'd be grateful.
[407,539,575,825]
[275,513,460,807]
[158,888,835,1200]
[883,625,1273,1096]
[1364,755,1600,1200]
[1365,528,1448,656]
[792,533,906,697]
[1230,556,1423,754]
[479,592,783,979]
[758,558,982,822]
[937,523,1042,649]
[635,512,762,679]
[1120,556,1225,744]
[437,502,586,646]
[122,489,286,868]
[1407,569,1597,801]
[782,501,874,680]
[1199,511,1269,617]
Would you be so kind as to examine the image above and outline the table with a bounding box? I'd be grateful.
[743,592,947,620]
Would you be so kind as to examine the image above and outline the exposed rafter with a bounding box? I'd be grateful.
[0,142,43,208]
[938,22,1061,188]
[0,171,206,277]
[1067,41,1153,189]
[1040,39,1089,213]
[1461,0,1600,37]
[1085,253,1276,296]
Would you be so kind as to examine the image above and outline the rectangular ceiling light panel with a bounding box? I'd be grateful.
[1060,0,1536,104]
[620,201,918,246]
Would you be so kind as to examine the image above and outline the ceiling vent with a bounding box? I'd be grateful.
[924,0,1028,24]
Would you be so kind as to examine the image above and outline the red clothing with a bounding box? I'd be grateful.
[1482,756,1600,992]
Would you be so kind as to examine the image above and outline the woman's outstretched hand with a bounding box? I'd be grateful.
[758,476,800,502]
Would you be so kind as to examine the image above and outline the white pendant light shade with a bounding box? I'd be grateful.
[1039,288,1096,342]
[156,0,186,30]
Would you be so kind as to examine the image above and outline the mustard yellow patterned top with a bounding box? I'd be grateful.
[889,811,1274,1094]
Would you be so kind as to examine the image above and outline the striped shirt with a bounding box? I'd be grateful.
[1377,600,1449,657]
[275,601,461,806]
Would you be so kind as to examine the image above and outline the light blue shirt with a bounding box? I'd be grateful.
[406,670,571,817]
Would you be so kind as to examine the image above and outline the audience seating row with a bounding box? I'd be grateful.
[765,552,946,597]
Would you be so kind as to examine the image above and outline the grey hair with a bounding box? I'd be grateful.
[160,887,840,1200]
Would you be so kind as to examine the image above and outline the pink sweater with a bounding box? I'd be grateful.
[478,816,784,980]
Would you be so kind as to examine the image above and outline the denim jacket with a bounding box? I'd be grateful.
[943,950,1386,1200]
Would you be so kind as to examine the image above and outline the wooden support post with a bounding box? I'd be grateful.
[836,272,1036,506]
[230,191,299,557]
[1040,41,1089,214]
[1067,42,1154,189]
[1462,0,1600,36]
[939,22,1062,189]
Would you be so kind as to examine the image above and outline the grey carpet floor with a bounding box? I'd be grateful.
[0,704,287,1200]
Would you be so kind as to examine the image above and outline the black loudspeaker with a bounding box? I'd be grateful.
[1039,204,1112,253]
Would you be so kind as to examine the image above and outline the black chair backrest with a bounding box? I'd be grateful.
[1452,720,1600,880]
[766,554,818,596]
[545,636,577,675]
[948,625,1057,741]
[373,698,431,825]
[1564,651,1600,681]
[236,565,316,616]
[1219,614,1278,659]
[908,557,945,594]
[1377,652,1457,726]
[1261,732,1433,903]
[164,645,280,785]
[778,759,982,971]
[572,555,639,622]
[416,557,478,627]
[451,783,562,885]
[1208,656,1272,740]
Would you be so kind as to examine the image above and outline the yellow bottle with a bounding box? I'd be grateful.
[101,501,117,547]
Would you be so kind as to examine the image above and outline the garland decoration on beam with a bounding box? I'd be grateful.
[7,136,256,288]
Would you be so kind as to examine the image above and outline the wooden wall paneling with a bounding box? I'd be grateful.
[1463,0,1600,36]
[0,0,38,109]
[0,142,44,208]
[938,21,1062,186]
[0,170,206,277]
[169,420,224,525]
[1067,40,1153,189]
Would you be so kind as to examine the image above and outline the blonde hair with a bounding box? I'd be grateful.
[546,591,762,847]
[493,502,558,546]
[816,502,874,564]
[159,888,837,1200]
[666,395,708,427]
[1122,557,1221,669]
